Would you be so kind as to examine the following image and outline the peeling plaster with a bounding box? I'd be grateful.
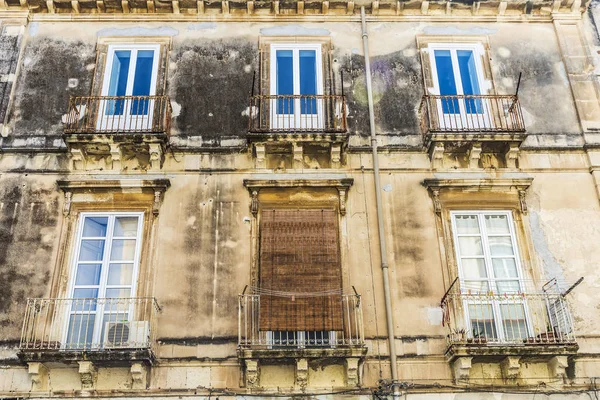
[260,24,330,36]
[529,210,567,288]
[96,26,179,37]
[28,22,39,37]
[187,23,218,31]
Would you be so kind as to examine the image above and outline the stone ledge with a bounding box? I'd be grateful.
[238,345,368,360]
[445,342,579,363]
[18,348,156,366]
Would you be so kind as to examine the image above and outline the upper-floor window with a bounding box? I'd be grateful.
[98,44,161,130]
[451,211,529,342]
[66,212,144,349]
[269,43,323,130]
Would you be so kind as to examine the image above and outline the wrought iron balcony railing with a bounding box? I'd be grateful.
[20,297,159,352]
[238,292,364,349]
[64,95,172,135]
[441,282,576,347]
[248,94,347,134]
[420,94,526,137]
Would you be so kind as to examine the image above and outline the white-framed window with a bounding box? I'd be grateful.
[266,330,336,348]
[99,44,160,129]
[451,210,531,342]
[427,43,491,129]
[269,43,323,129]
[65,212,144,349]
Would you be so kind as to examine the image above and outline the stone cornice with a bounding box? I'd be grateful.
[0,0,587,22]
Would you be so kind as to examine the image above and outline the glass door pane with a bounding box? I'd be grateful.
[131,50,155,115]
[276,50,294,115]
[299,50,317,115]
[457,50,483,114]
[434,50,459,113]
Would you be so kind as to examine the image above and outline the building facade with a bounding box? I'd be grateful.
[1,0,600,398]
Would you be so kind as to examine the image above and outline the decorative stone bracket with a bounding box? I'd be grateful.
[57,178,171,216]
[452,356,472,381]
[243,177,354,216]
[130,362,149,389]
[28,362,49,391]
[78,361,97,390]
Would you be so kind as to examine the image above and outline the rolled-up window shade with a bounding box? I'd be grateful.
[259,209,342,331]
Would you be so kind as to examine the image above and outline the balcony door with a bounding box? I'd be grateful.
[98,45,160,132]
[429,44,490,131]
[270,44,324,131]
[451,211,533,343]
[64,213,143,349]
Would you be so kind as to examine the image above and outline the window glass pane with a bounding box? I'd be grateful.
[462,280,489,293]
[107,50,131,115]
[500,304,528,341]
[458,236,483,256]
[455,215,480,234]
[276,50,294,114]
[492,258,518,279]
[72,288,99,311]
[484,214,510,234]
[107,263,134,285]
[460,258,487,279]
[131,50,155,115]
[457,50,483,114]
[496,280,522,294]
[82,217,108,237]
[434,50,459,113]
[468,304,497,340]
[79,240,105,261]
[66,314,95,349]
[110,239,136,261]
[488,236,514,256]
[114,217,139,237]
[75,263,102,286]
[299,50,317,114]
[105,288,132,299]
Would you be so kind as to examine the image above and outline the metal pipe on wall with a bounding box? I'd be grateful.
[360,5,400,389]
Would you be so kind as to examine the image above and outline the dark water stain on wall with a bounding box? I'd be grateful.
[169,39,257,140]
[9,37,96,136]
[338,46,423,137]
[0,28,23,124]
[0,177,60,339]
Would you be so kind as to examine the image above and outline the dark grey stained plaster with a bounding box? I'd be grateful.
[169,38,257,142]
[0,28,22,123]
[339,46,424,138]
[8,37,96,137]
[0,177,60,340]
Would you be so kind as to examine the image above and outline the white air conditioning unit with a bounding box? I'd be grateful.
[103,321,150,349]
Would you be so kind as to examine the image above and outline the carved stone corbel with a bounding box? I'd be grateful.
[505,143,520,169]
[130,362,148,390]
[255,143,266,169]
[251,190,259,216]
[337,187,348,216]
[153,189,162,216]
[78,361,97,390]
[149,143,163,171]
[501,356,521,380]
[431,188,441,214]
[452,356,472,381]
[110,143,122,171]
[548,355,569,379]
[70,147,86,170]
[345,357,360,387]
[28,362,48,391]
[295,358,308,390]
[244,359,259,388]
[430,142,444,169]
[468,142,482,169]
[63,191,72,216]
[331,143,342,168]
[293,142,303,169]
[518,189,528,214]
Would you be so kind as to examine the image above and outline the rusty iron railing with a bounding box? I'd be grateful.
[238,293,364,349]
[20,297,160,352]
[420,94,525,137]
[248,94,347,134]
[441,282,576,346]
[64,95,172,135]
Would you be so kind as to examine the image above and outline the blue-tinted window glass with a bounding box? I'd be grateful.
[131,50,155,115]
[276,50,294,114]
[82,217,108,238]
[457,50,483,114]
[299,50,317,114]
[107,51,131,115]
[75,264,102,286]
[66,314,95,349]
[434,50,459,114]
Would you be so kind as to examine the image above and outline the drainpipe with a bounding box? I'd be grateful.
[360,6,400,394]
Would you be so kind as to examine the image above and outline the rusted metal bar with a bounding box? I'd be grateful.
[64,95,171,135]
[248,94,347,134]
[420,94,526,137]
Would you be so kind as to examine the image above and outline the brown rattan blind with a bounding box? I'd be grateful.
[259,209,342,331]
